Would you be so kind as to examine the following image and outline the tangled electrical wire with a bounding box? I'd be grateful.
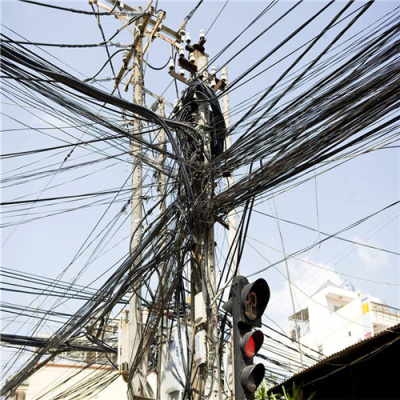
[1,1,400,399]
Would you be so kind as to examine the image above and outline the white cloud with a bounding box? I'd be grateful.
[30,111,66,128]
[267,257,343,332]
[354,235,388,271]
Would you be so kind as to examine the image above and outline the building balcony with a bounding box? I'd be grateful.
[371,302,400,324]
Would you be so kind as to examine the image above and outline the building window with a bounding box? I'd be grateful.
[348,331,352,337]
[15,392,26,400]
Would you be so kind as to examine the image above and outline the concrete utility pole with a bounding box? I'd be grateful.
[221,66,235,400]
[91,1,186,397]
[129,5,144,396]
[190,45,221,400]
[156,98,168,400]
[221,66,238,281]
[89,3,225,397]
[157,99,166,218]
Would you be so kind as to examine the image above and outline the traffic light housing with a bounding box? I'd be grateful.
[223,275,270,399]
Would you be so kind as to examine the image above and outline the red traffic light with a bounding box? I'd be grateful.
[240,330,264,359]
[223,276,269,399]
[240,363,265,394]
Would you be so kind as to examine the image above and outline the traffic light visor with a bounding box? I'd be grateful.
[241,278,270,321]
[240,363,265,394]
[241,330,264,359]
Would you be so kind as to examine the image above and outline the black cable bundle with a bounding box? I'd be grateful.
[175,79,226,158]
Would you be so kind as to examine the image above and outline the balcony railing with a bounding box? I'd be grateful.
[371,302,400,323]
[289,321,310,340]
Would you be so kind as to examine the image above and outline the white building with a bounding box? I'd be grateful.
[11,318,129,400]
[288,280,400,361]
[14,362,128,400]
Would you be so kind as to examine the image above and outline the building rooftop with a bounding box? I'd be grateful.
[269,322,400,399]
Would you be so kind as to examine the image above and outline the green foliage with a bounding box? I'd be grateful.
[255,379,268,399]
[279,382,316,400]
[255,379,279,400]
[254,379,316,400]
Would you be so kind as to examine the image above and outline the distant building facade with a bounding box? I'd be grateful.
[288,281,400,360]
[11,318,128,400]
[14,361,127,400]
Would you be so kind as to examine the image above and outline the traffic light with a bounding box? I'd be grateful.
[223,275,270,400]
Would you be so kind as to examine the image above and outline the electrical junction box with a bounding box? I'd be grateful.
[118,310,129,372]
[222,340,233,397]
[194,293,207,326]
[194,330,207,366]
[165,325,189,394]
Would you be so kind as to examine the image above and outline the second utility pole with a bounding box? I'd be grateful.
[191,45,221,400]
[130,5,143,397]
